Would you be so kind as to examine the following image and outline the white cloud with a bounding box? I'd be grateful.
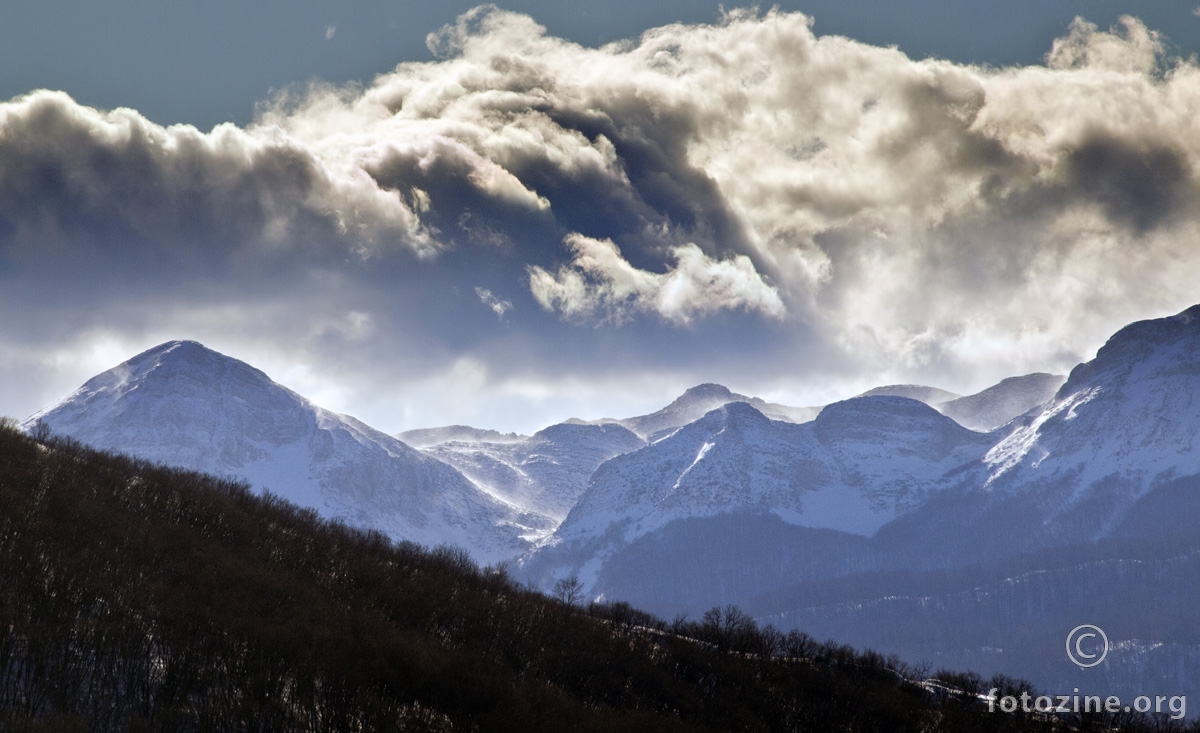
[475,287,513,318]
[325,25,337,40]
[1046,15,1163,73]
[529,234,785,326]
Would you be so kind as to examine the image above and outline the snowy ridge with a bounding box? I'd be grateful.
[577,383,820,439]
[571,396,991,542]
[396,425,528,447]
[531,398,993,590]
[981,305,1200,512]
[24,341,550,564]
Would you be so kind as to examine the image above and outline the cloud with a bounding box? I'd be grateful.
[0,89,431,262]
[325,25,337,40]
[1046,16,1163,74]
[6,7,1200,431]
[475,287,513,318]
[528,234,784,325]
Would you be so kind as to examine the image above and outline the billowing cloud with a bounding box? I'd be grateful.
[4,6,1200,431]
[528,234,784,325]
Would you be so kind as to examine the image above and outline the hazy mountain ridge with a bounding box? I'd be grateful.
[422,422,646,520]
[857,384,961,405]
[577,383,822,439]
[396,425,528,447]
[936,373,1065,432]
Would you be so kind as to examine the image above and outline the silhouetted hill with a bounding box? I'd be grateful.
[0,420,1143,732]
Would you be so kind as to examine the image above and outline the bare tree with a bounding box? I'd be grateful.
[552,575,584,606]
[31,419,51,442]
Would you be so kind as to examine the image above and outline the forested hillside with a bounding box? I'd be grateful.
[0,421,1187,732]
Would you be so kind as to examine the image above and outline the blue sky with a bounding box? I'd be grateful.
[3,2,1200,433]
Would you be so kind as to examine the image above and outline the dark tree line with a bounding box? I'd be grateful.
[0,420,1193,731]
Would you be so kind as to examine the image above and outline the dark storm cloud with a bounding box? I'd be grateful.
[1063,133,1191,233]
[0,91,425,269]
[5,7,1200,430]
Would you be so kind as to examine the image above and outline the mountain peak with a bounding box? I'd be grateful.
[718,400,770,422]
[128,339,220,364]
[1061,303,1200,395]
[133,339,249,369]
[856,384,960,405]
[57,340,278,410]
[679,383,736,401]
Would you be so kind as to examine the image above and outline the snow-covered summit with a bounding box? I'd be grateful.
[613,383,818,439]
[983,305,1200,514]
[815,395,993,463]
[27,340,313,465]
[24,341,551,564]
[857,384,960,405]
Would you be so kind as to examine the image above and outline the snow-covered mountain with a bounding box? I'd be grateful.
[936,373,1065,432]
[421,422,645,520]
[524,305,1200,611]
[748,305,1200,706]
[23,341,552,564]
[854,375,1067,433]
[973,306,1200,533]
[743,305,1200,703]
[526,397,992,594]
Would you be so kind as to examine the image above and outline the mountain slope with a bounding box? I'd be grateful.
[746,306,1200,707]
[558,397,990,545]
[422,422,646,520]
[937,373,1065,432]
[23,340,548,563]
[978,306,1200,531]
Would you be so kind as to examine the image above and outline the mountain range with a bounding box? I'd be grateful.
[24,305,1200,705]
[23,339,1060,567]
